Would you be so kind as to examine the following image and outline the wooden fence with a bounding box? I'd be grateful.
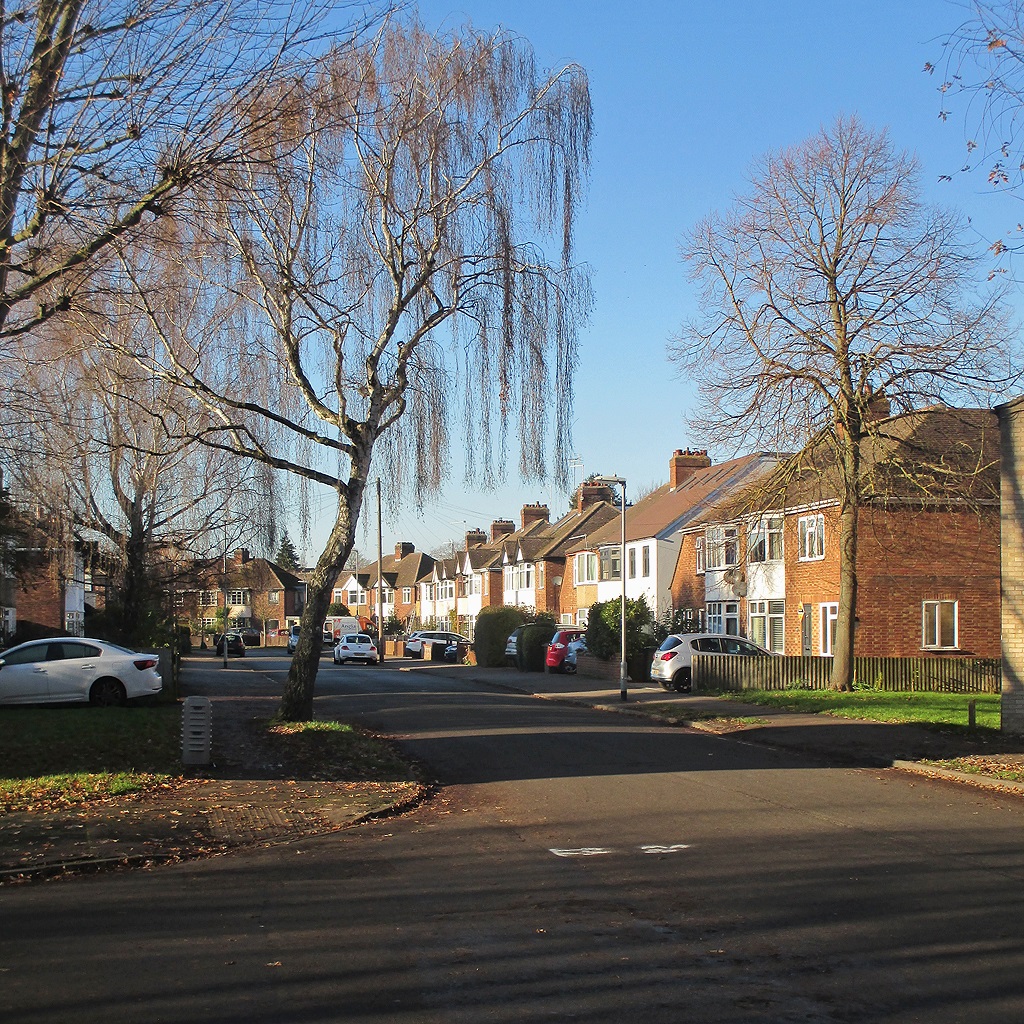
[693,653,1001,694]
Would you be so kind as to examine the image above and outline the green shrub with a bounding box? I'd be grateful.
[586,596,654,661]
[474,606,529,667]
[519,621,557,672]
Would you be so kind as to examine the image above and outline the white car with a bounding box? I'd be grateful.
[332,634,378,664]
[0,638,164,706]
[404,631,470,658]
[650,632,772,693]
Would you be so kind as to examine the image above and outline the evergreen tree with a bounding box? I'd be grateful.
[276,531,300,571]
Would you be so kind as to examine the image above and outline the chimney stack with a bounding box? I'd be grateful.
[578,482,615,512]
[465,528,487,549]
[233,548,250,564]
[490,519,516,542]
[669,449,712,489]
[394,541,415,560]
[521,503,550,530]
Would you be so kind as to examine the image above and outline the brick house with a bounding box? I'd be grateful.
[178,549,305,644]
[673,407,1000,659]
[576,450,781,625]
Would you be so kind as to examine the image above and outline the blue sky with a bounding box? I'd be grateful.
[301,0,1020,564]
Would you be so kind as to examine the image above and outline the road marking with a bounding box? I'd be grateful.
[549,844,692,858]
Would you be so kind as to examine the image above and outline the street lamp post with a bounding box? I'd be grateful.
[593,475,627,702]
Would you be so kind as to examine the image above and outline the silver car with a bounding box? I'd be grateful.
[650,632,771,693]
[0,638,163,706]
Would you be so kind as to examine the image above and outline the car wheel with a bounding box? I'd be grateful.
[672,669,692,693]
[564,662,577,675]
[90,677,127,707]
[659,680,673,692]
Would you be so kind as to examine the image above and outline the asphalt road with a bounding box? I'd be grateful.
[3,651,1024,1023]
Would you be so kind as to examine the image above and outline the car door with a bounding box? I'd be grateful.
[45,641,103,701]
[0,642,51,703]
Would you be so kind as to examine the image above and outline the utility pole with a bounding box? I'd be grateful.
[376,479,384,664]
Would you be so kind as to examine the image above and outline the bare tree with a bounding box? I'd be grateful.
[671,115,1015,689]
[0,332,271,645]
[0,0,361,345]
[109,18,593,718]
[929,1,1024,258]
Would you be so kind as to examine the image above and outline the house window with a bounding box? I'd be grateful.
[642,545,650,577]
[600,547,622,581]
[923,600,958,650]
[695,536,705,575]
[706,526,739,570]
[201,616,219,629]
[820,603,838,656]
[268,590,281,604]
[333,589,345,603]
[227,589,249,606]
[628,548,636,579]
[173,593,186,608]
[348,589,359,605]
[574,552,598,585]
[402,587,412,603]
[265,618,279,632]
[748,517,784,563]
[799,514,826,561]
[707,601,740,635]
[749,599,785,653]
[200,590,219,607]
[577,607,590,626]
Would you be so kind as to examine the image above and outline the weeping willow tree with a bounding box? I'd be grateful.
[109,18,593,719]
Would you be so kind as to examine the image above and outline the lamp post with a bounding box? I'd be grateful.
[593,475,627,701]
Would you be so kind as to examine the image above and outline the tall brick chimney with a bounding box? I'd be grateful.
[490,519,516,542]
[394,541,415,560]
[233,548,250,564]
[669,449,711,489]
[465,528,487,549]
[521,503,550,530]
[578,482,615,512]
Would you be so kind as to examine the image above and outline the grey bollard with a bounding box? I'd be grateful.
[181,695,213,765]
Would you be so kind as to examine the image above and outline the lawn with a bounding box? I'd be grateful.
[711,687,1000,732]
[0,706,419,814]
[0,705,182,812]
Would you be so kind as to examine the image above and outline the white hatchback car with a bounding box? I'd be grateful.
[332,634,378,664]
[650,632,771,693]
[0,638,164,706]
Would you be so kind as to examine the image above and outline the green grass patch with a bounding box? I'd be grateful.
[710,687,1000,731]
[267,719,419,782]
[0,705,182,812]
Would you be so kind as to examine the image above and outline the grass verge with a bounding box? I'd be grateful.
[710,687,1000,732]
[1,706,420,814]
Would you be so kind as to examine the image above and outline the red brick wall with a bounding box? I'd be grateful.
[784,505,999,658]
[671,533,706,612]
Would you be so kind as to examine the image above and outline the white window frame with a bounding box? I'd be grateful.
[706,525,739,570]
[923,600,958,650]
[748,516,784,564]
[707,600,740,636]
[642,545,650,578]
[574,552,598,585]
[268,590,281,604]
[820,603,839,656]
[402,587,412,603]
[799,514,826,561]
[226,589,249,606]
[695,536,705,575]
[628,547,636,579]
[749,599,785,653]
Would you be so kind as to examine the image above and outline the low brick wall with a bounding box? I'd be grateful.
[575,653,631,682]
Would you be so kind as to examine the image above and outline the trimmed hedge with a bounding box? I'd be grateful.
[474,606,528,668]
[519,623,557,672]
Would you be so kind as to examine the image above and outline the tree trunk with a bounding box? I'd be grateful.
[278,483,364,721]
[830,501,859,691]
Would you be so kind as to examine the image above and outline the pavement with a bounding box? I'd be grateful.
[3,655,1023,883]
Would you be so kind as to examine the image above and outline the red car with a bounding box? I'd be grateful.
[545,628,585,673]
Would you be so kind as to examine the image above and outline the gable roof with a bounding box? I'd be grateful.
[742,406,1000,514]
[582,454,786,547]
